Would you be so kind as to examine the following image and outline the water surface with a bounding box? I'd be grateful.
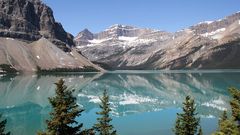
[0,70,240,135]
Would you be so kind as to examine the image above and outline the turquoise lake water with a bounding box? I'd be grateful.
[0,70,240,135]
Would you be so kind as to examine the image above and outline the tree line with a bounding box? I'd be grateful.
[0,79,239,135]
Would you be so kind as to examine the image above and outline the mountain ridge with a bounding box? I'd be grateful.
[75,12,240,70]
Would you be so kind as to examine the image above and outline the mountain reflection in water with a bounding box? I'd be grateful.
[0,71,240,135]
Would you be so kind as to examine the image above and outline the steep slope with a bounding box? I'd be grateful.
[75,12,240,70]
[0,0,103,72]
[0,37,102,72]
[75,24,173,69]
[0,0,74,49]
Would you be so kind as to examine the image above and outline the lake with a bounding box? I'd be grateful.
[0,70,240,135]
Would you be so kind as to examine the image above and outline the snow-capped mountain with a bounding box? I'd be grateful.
[75,12,240,70]
[75,24,170,46]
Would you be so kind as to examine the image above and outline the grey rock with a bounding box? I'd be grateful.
[190,12,240,34]
[0,0,74,48]
[75,12,240,70]
[75,29,93,46]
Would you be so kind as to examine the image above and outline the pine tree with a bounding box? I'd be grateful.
[173,96,201,135]
[39,79,86,135]
[228,87,240,128]
[219,110,228,123]
[94,89,116,135]
[173,116,182,135]
[0,114,10,135]
[213,87,240,135]
[213,111,239,135]
[197,126,203,135]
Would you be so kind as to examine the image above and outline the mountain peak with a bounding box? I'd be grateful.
[82,28,91,33]
[104,24,137,32]
[0,0,74,47]
[75,28,93,41]
[190,11,240,35]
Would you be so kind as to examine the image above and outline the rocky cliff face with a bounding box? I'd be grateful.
[75,29,93,46]
[75,12,240,70]
[190,12,240,35]
[0,0,103,72]
[0,0,74,49]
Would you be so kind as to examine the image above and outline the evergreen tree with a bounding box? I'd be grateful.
[197,126,203,135]
[213,111,239,135]
[94,89,116,135]
[219,110,228,123]
[173,116,182,135]
[173,96,201,135]
[39,79,86,135]
[0,114,10,135]
[228,87,240,128]
[213,87,240,135]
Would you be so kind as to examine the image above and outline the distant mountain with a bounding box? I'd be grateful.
[75,12,240,70]
[0,0,103,72]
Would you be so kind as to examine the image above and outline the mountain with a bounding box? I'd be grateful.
[0,0,103,72]
[75,12,240,70]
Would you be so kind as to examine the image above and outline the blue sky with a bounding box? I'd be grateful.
[43,0,240,36]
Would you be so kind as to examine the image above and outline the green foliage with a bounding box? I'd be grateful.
[37,66,99,74]
[219,110,228,124]
[39,79,86,135]
[197,126,203,135]
[0,114,10,135]
[228,87,240,126]
[213,111,239,135]
[94,90,116,135]
[173,116,182,135]
[0,64,17,74]
[173,96,201,135]
[213,87,240,135]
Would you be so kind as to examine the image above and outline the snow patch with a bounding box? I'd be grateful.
[78,94,101,103]
[201,28,226,38]
[118,36,138,41]
[36,55,40,59]
[201,97,227,111]
[202,102,226,111]
[6,37,14,40]
[118,93,158,105]
[76,46,84,49]
[200,115,215,118]
[6,105,15,109]
[88,38,111,44]
[105,24,138,31]
[126,39,156,46]
[173,100,176,104]
[212,98,225,104]
[68,77,73,82]
[37,86,40,90]
[198,21,213,25]
[88,96,101,103]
